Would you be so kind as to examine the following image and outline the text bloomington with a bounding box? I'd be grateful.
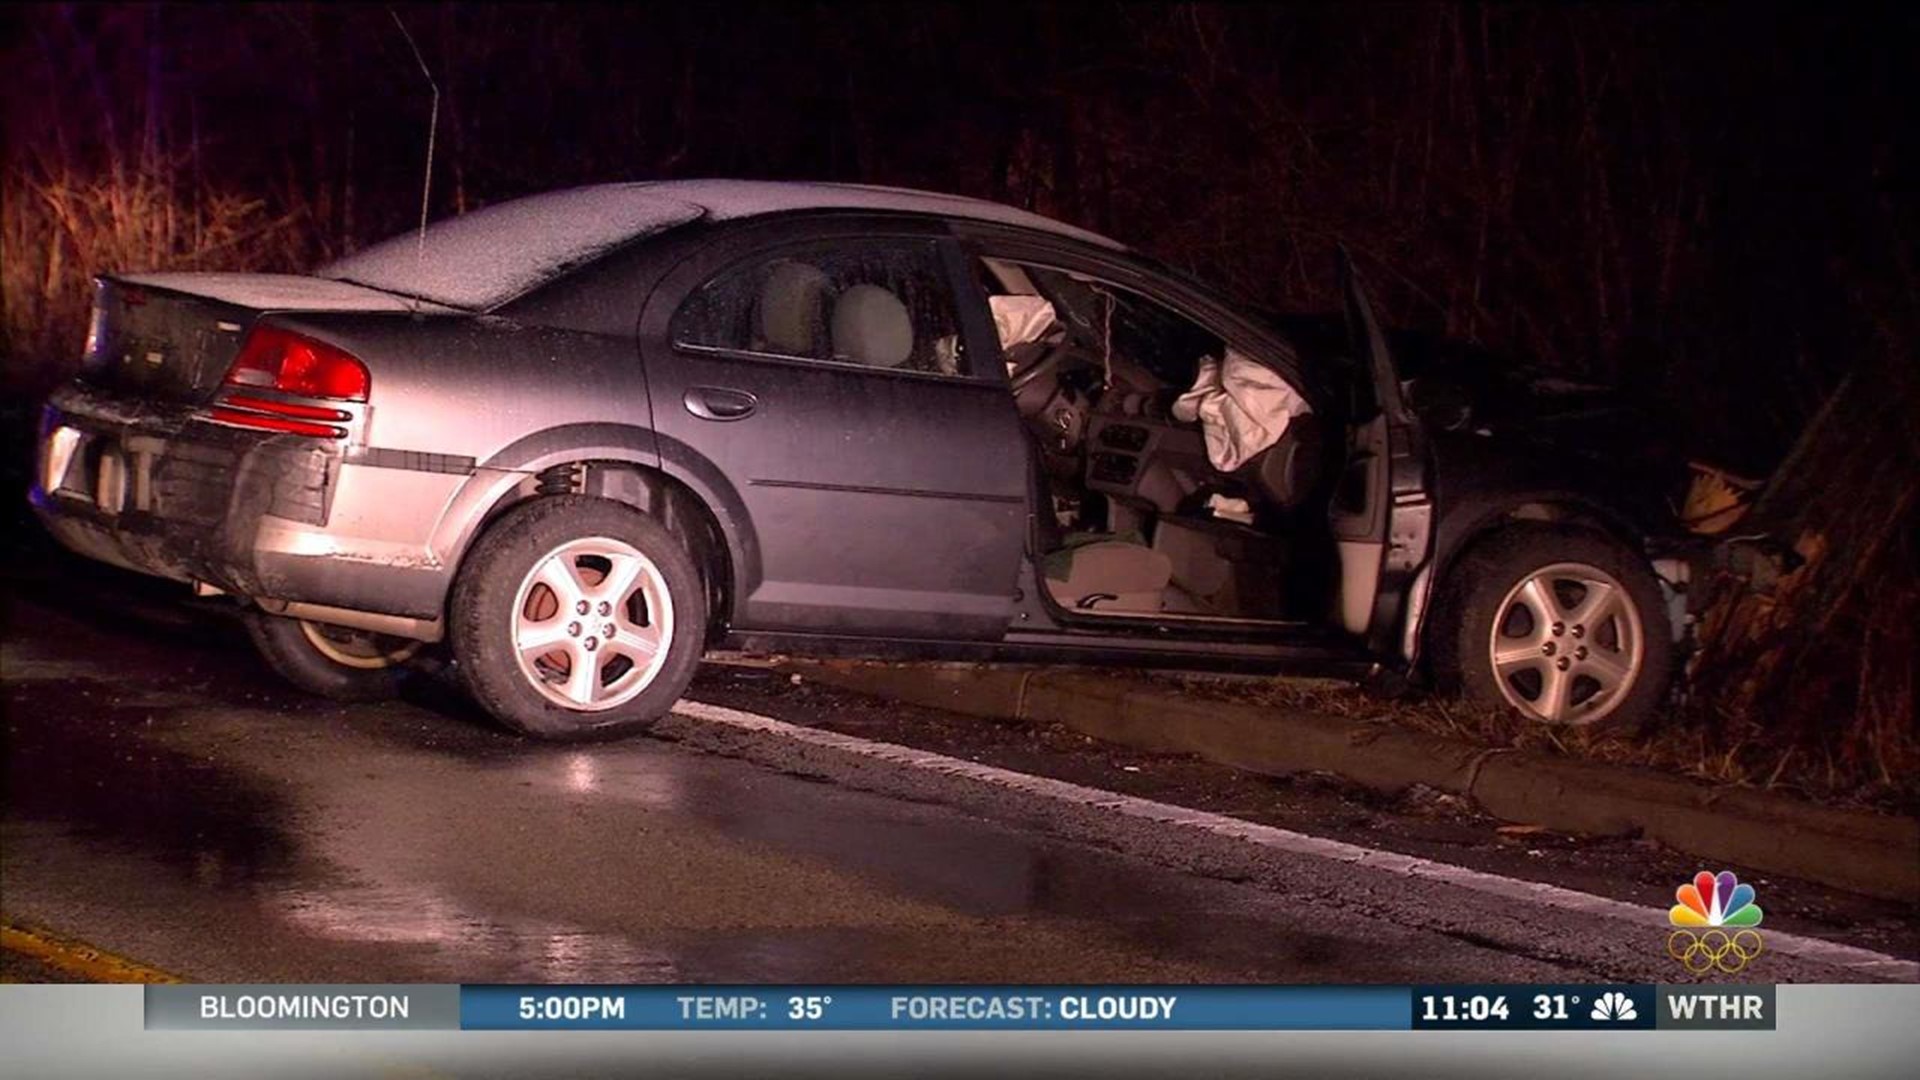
[199,993,411,1020]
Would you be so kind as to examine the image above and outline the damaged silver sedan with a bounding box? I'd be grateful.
[33,181,1687,738]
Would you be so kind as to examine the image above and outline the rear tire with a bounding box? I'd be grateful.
[1433,524,1672,734]
[243,612,418,702]
[449,495,707,741]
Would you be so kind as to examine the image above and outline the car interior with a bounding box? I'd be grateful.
[976,258,1344,627]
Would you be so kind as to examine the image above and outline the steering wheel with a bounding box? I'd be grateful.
[1007,334,1076,393]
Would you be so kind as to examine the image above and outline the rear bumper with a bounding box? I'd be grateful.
[30,384,462,620]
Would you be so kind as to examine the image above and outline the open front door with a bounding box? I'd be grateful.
[1331,251,1433,655]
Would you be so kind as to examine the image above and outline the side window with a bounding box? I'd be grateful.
[671,240,969,376]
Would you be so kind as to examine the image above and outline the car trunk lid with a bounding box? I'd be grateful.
[79,272,449,405]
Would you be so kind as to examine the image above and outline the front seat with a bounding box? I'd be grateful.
[830,284,915,368]
[1236,413,1329,511]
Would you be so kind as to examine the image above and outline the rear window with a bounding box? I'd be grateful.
[318,186,703,310]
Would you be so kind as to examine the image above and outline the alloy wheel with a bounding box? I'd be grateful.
[509,536,674,711]
[1487,561,1645,725]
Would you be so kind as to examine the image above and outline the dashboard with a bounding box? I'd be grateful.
[1084,414,1213,514]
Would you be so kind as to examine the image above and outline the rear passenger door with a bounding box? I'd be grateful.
[638,219,1027,639]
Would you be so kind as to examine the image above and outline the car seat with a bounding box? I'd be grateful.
[755,261,832,356]
[1234,413,1329,511]
[830,284,915,368]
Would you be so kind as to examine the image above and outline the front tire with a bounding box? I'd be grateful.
[449,496,707,740]
[243,612,419,702]
[1435,525,1673,733]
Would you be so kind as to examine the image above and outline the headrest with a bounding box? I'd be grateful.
[830,284,914,368]
[756,261,831,356]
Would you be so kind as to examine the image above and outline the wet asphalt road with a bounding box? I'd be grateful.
[1,558,1910,985]
[0,578,1557,985]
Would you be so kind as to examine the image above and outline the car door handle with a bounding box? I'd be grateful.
[683,386,758,421]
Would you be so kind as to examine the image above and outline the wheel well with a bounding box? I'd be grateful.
[472,461,733,642]
[1417,501,1640,673]
[1449,501,1640,576]
[1494,500,1628,537]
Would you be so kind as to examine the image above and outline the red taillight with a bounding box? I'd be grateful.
[224,325,369,402]
[212,326,368,438]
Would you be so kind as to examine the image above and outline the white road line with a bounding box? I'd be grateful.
[673,698,1918,982]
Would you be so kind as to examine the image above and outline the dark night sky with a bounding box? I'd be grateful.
[5,2,1916,471]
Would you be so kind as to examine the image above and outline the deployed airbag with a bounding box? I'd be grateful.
[989,295,1058,353]
[1172,350,1312,472]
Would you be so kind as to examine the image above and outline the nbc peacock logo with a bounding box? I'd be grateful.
[1666,870,1765,975]
[1589,990,1638,1022]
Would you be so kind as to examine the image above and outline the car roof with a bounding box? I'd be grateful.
[632,179,1128,251]
[318,180,1129,311]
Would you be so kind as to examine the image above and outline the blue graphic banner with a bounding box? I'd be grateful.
[461,985,1409,1031]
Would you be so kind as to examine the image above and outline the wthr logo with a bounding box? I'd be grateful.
[1666,870,1765,974]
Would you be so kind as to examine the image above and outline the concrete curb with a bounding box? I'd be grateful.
[782,660,1919,903]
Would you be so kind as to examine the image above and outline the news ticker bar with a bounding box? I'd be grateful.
[143,984,1776,1032]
